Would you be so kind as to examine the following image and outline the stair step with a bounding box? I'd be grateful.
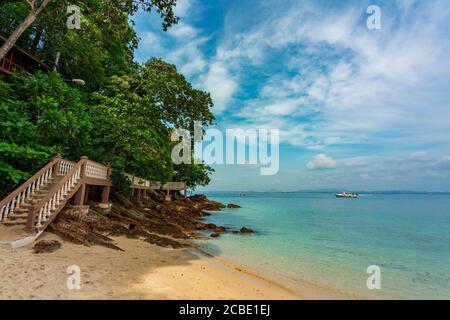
[8,215,28,221]
[34,190,50,195]
[3,220,27,226]
[30,195,47,200]
[10,213,29,219]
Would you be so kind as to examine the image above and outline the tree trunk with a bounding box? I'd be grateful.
[0,0,51,61]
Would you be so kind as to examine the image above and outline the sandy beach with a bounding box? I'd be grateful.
[0,232,352,300]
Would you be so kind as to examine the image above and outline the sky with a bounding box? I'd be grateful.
[133,0,450,192]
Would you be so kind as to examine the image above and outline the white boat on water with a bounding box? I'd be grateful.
[335,192,358,198]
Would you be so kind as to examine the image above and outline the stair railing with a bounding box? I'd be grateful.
[0,155,62,222]
[26,157,88,231]
[85,160,109,180]
[57,159,77,176]
[162,182,187,190]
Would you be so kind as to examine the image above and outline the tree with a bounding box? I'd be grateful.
[0,0,179,77]
[0,71,92,197]
[89,59,215,183]
[89,74,174,181]
[0,0,51,61]
[0,2,217,195]
[174,163,215,190]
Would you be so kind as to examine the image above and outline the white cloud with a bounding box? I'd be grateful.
[340,157,371,167]
[409,151,431,162]
[139,32,164,55]
[203,62,238,113]
[213,0,450,150]
[306,154,337,170]
[173,0,193,17]
[434,156,450,169]
[167,22,198,39]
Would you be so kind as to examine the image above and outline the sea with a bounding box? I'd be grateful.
[197,192,450,299]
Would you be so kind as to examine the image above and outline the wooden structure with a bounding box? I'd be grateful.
[0,155,187,247]
[162,182,188,200]
[0,35,48,76]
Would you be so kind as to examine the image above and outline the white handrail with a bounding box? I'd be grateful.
[57,160,76,176]
[0,160,56,222]
[85,160,108,180]
[31,163,83,228]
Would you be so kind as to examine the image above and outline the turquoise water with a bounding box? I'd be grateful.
[198,192,450,299]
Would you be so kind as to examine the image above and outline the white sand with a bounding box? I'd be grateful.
[0,233,295,299]
[0,232,355,300]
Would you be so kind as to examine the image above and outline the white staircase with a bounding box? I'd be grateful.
[0,156,84,248]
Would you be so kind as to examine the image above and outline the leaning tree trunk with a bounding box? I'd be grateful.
[0,0,51,61]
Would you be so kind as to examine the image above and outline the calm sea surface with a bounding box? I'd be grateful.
[197,192,450,299]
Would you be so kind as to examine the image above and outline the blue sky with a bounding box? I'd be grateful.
[133,0,450,192]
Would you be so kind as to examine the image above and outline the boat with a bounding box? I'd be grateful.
[335,192,358,198]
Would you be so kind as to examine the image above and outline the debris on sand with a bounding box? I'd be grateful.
[33,240,62,254]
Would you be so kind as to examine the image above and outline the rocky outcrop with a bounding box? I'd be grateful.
[227,204,241,208]
[213,226,226,233]
[48,192,230,251]
[240,227,254,234]
[48,191,252,251]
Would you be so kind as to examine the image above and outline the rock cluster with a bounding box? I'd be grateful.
[48,191,253,251]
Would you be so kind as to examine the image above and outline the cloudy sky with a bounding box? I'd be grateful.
[134,0,450,192]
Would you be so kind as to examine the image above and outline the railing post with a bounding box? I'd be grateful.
[80,156,88,177]
[26,205,37,232]
[74,184,86,206]
[106,163,111,180]
[84,185,90,203]
[102,186,110,204]
[54,153,62,176]
[136,188,142,203]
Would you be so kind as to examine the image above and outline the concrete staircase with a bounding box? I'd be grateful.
[0,156,83,248]
[0,154,180,249]
[1,176,61,228]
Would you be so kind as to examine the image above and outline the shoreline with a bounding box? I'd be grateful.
[0,231,362,300]
[0,193,368,300]
[191,246,366,300]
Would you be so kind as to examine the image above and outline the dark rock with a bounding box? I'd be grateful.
[210,233,220,238]
[147,189,165,203]
[198,223,218,230]
[231,231,239,234]
[240,227,254,234]
[49,191,229,251]
[33,240,62,254]
[227,203,241,208]
[213,226,226,233]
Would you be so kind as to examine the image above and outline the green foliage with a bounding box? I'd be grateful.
[0,1,216,196]
[0,72,90,195]
[141,59,215,129]
[0,0,179,90]
[174,163,215,190]
[109,170,131,196]
[89,59,215,185]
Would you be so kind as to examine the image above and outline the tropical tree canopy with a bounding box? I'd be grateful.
[0,1,216,197]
